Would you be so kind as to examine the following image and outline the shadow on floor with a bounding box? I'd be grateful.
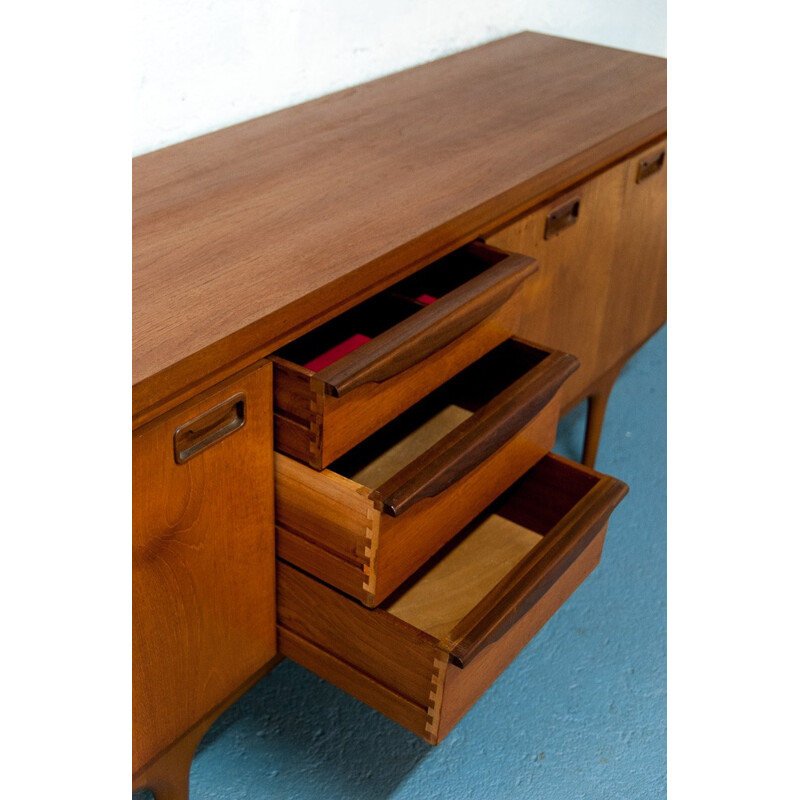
[188,659,432,799]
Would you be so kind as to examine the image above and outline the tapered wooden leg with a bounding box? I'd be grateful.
[582,365,622,468]
[132,719,213,800]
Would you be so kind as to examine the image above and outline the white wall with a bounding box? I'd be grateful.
[133,0,666,156]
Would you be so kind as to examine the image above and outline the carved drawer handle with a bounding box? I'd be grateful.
[315,248,538,397]
[370,350,578,516]
[447,469,628,668]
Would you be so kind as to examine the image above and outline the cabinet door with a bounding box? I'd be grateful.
[485,139,667,408]
[485,161,625,406]
[600,142,667,365]
[133,362,275,774]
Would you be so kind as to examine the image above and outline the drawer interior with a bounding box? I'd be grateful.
[274,244,516,373]
[384,454,601,640]
[275,294,418,372]
[275,339,577,606]
[388,243,511,305]
[386,512,542,640]
[271,242,538,469]
[278,454,627,744]
[329,339,549,490]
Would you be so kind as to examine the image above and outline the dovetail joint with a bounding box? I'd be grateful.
[361,505,380,601]
[424,654,448,742]
[308,391,324,462]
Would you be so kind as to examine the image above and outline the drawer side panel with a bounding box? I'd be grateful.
[278,562,438,708]
[275,453,375,563]
[276,524,368,598]
[279,627,432,737]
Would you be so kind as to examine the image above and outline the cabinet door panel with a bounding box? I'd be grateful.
[485,140,666,407]
[600,142,667,364]
[133,362,275,773]
[486,163,626,406]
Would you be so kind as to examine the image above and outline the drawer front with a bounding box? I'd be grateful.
[132,362,276,775]
[276,340,578,606]
[272,242,538,468]
[278,454,628,744]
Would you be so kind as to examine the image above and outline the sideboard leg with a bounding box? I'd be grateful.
[133,658,281,800]
[582,366,622,468]
[132,720,212,800]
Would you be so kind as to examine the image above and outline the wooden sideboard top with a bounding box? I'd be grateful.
[133,31,666,426]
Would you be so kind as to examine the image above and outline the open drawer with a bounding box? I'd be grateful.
[278,453,628,744]
[271,242,538,468]
[275,339,578,607]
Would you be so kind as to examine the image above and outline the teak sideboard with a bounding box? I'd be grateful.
[133,32,666,800]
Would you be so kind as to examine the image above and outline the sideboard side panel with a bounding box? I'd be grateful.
[132,361,276,773]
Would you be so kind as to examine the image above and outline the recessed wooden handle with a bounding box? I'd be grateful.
[173,393,246,464]
[544,197,580,239]
[315,250,538,397]
[446,470,628,668]
[636,149,665,182]
[370,350,578,516]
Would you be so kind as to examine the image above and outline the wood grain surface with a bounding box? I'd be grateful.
[485,137,667,411]
[133,31,666,425]
[434,529,608,743]
[132,362,276,775]
[599,142,668,363]
[313,249,536,396]
[369,344,578,517]
[445,456,628,667]
[277,454,626,745]
[277,561,440,709]
[271,244,536,468]
[274,343,573,606]
[349,404,472,489]
[386,514,543,640]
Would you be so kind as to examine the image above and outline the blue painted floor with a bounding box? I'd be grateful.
[140,325,666,799]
